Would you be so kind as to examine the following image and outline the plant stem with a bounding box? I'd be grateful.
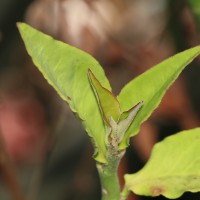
[97,147,123,200]
[120,185,130,200]
[97,153,121,200]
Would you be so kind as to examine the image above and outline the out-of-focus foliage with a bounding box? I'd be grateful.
[188,0,200,28]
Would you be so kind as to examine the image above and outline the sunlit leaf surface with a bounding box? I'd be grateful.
[118,46,200,149]
[125,128,200,199]
[18,23,111,163]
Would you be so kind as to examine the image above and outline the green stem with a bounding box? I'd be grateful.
[97,154,121,200]
[120,185,130,200]
[97,145,124,200]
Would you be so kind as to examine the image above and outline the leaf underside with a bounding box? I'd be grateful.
[17,23,111,163]
[125,128,200,199]
[117,46,200,149]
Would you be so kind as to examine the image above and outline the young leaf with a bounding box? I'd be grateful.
[124,128,200,199]
[88,69,121,126]
[107,101,143,147]
[117,46,200,149]
[116,101,143,142]
[17,23,111,163]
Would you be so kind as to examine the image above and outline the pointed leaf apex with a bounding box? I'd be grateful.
[118,45,200,149]
[17,23,111,163]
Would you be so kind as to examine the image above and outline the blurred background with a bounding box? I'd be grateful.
[1,0,200,200]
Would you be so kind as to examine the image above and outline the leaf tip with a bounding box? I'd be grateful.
[138,100,144,107]
[87,68,95,80]
[16,22,21,28]
[88,68,92,74]
[16,22,26,31]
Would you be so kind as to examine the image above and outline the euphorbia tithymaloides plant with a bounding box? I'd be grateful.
[18,23,200,200]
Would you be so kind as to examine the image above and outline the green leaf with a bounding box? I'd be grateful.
[117,46,200,149]
[88,69,121,126]
[108,101,143,148]
[116,101,143,143]
[17,22,111,163]
[124,128,200,199]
